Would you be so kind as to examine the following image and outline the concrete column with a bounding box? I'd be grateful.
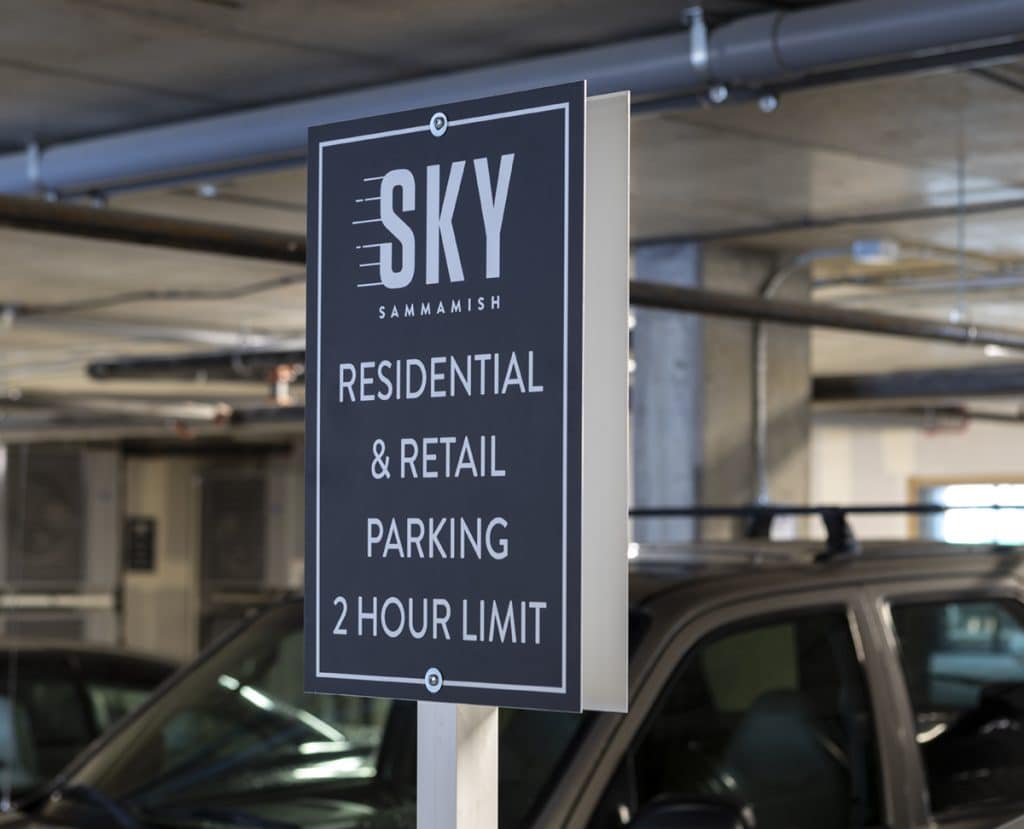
[631,242,702,543]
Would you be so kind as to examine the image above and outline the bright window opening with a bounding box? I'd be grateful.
[919,483,1024,544]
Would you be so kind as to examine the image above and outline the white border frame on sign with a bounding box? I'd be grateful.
[315,101,571,696]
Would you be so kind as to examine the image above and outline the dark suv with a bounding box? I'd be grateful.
[5,542,1024,828]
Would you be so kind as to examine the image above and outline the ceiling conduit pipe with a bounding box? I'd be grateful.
[6,315,299,348]
[87,283,1024,383]
[752,248,849,503]
[704,0,1024,87]
[818,271,1024,301]
[628,283,1024,350]
[752,240,901,504]
[8,393,233,423]
[87,348,305,382]
[817,406,1024,428]
[0,194,307,260]
[1,0,1024,193]
[814,363,1024,402]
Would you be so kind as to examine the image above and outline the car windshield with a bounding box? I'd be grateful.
[38,601,598,828]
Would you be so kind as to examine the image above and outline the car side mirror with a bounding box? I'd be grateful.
[630,797,748,829]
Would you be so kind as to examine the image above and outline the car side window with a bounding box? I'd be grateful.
[20,677,93,783]
[890,598,1024,818]
[87,683,152,731]
[591,609,882,829]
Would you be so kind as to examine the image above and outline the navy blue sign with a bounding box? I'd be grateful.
[306,83,584,711]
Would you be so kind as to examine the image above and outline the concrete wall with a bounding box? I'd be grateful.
[631,242,811,542]
[269,439,305,590]
[122,444,304,661]
[123,455,203,661]
[700,246,811,539]
[811,418,1024,539]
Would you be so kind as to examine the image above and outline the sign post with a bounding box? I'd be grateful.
[306,82,629,827]
[417,701,497,828]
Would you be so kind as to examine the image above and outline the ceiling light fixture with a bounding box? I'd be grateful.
[851,238,901,266]
[984,344,1010,358]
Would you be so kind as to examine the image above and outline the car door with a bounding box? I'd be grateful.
[551,586,910,829]
[870,579,1024,829]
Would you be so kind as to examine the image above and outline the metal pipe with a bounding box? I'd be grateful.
[629,503,953,518]
[9,315,301,348]
[709,0,1024,85]
[814,265,1002,290]
[751,240,964,503]
[0,31,693,194]
[0,415,302,443]
[86,284,1024,385]
[632,39,1024,115]
[644,195,1024,246]
[9,392,233,423]
[820,271,1024,303]
[814,362,1024,401]
[3,0,1024,193]
[629,282,1024,349]
[2,189,1023,276]
[0,194,306,261]
[752,248,849,503]
[88,348,305,381]
[814,405,1024,427]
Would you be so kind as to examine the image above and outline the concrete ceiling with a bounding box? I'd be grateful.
[3,0,1024,431]
[0,0,820,149]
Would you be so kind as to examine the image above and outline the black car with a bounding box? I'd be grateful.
[5,542,1024,828]
[0,643,175,799]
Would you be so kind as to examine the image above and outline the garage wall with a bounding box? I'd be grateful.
[631,242,811,542]
[811,419,1024,539]
[123,456,203,661]
[123,445,305,661]
[0,444,120,644]
[700,245,811,539]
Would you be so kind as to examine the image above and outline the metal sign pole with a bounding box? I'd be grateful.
[417,702,498,829]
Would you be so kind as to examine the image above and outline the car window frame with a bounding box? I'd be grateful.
[547,584,903,829]
[875,578,1024,829]
[0,651,101,789]
[35,603,282,802]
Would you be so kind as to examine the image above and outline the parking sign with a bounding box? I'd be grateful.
[306,83,587,710]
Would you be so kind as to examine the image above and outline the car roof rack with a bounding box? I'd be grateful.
[629,503,1024,560]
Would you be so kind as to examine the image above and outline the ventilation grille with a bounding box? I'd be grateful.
[201,474,266,586]
[5,447,84,586]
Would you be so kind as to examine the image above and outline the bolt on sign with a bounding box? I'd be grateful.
[306,82,629,712]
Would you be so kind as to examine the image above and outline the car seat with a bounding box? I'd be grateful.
[717,690,847,829]
[0,697,38,791]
